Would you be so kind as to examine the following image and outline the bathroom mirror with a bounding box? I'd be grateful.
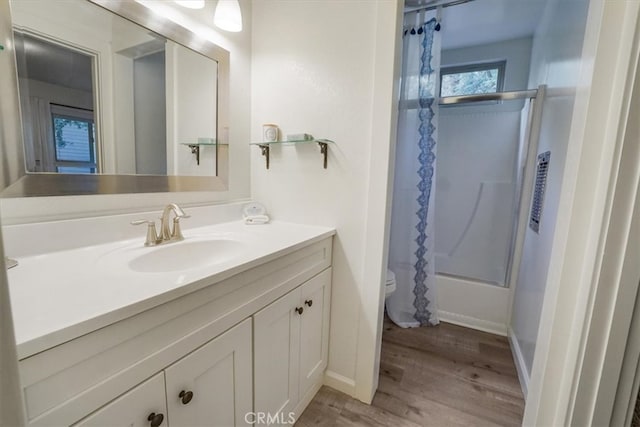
[1,0,229,197]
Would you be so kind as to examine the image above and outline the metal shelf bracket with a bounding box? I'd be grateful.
[258,144,270,169]
[318,141,328,169]
[187,144,201,165]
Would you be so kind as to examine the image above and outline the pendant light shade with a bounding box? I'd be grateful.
[175,0,205,9]
[214,0,242,32]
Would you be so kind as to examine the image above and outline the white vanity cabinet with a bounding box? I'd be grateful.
[254,268,331,421]
[75,318,252,427]
[17,236,333,427]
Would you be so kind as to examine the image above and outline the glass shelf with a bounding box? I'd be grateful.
[250,139,334,169]
[180,137,229,147]
[249,138,333,146]
[180,139,227,165]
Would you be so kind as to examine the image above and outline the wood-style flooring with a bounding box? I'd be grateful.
[297,318,524,427]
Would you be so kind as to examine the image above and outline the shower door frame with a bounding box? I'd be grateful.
[438,88,538,105]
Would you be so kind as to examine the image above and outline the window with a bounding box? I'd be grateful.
[50,105,97,173]
[440,61,505,98]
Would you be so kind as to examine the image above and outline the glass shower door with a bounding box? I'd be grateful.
[434,99,531,286]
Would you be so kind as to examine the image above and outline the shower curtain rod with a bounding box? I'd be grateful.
[404,0,476,14]
[438,89,538,105]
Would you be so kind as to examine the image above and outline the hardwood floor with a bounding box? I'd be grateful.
[297,318,524,426]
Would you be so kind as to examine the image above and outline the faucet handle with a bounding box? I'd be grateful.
[131,219,154,226]
[170,216,188,241]
[131,219,161,246]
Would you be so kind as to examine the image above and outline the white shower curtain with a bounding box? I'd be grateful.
[387,12,440,327]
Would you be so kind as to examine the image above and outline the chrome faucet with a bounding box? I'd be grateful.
[131,203,190,247]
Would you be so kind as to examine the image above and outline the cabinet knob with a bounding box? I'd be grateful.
[147,412,164,427]
[179,390,194,405]
[295,307,304,315]
[305,299,313,307]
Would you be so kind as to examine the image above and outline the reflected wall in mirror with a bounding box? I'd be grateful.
[2,0,230,197]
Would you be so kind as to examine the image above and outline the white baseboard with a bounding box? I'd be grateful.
[438,310,507,336]
[323,370,356,397]
[508,326,530,399]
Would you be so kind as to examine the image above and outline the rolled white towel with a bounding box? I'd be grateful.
[244,214,270,225]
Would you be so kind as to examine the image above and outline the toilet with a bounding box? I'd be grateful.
[385,269,397,298]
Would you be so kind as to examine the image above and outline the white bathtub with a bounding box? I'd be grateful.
[435,273,511,336]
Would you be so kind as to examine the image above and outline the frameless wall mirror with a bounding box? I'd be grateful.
[2,0,230,197]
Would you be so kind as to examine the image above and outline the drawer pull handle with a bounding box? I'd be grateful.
[295,307,304,315]
[147,412,164,427]
[179,390,194,405]
[305,299,313,307]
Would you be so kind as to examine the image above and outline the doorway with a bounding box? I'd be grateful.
[13,31,97,174]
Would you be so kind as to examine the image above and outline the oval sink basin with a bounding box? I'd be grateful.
[130,240,245,273]
[101,238,247,273]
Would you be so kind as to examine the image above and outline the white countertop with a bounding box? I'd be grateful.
[8,220,334,359]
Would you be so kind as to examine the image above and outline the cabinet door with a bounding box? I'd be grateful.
[253,288,301,418]
[73,372,167,427]
[165,318,252,427]
[298,268,332,399]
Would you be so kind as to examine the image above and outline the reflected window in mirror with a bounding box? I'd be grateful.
[51,105,97,174]
[14,31,97,174]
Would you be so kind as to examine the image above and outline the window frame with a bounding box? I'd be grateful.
[439,60,506,98]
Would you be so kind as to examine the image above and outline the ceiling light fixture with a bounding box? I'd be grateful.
[214,0,242,32]
[174,0,205,9]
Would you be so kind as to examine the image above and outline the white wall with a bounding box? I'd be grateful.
[509,0,590,384]
[522,0,640,423]
[251,0,399,400]
[1,0,252,224]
